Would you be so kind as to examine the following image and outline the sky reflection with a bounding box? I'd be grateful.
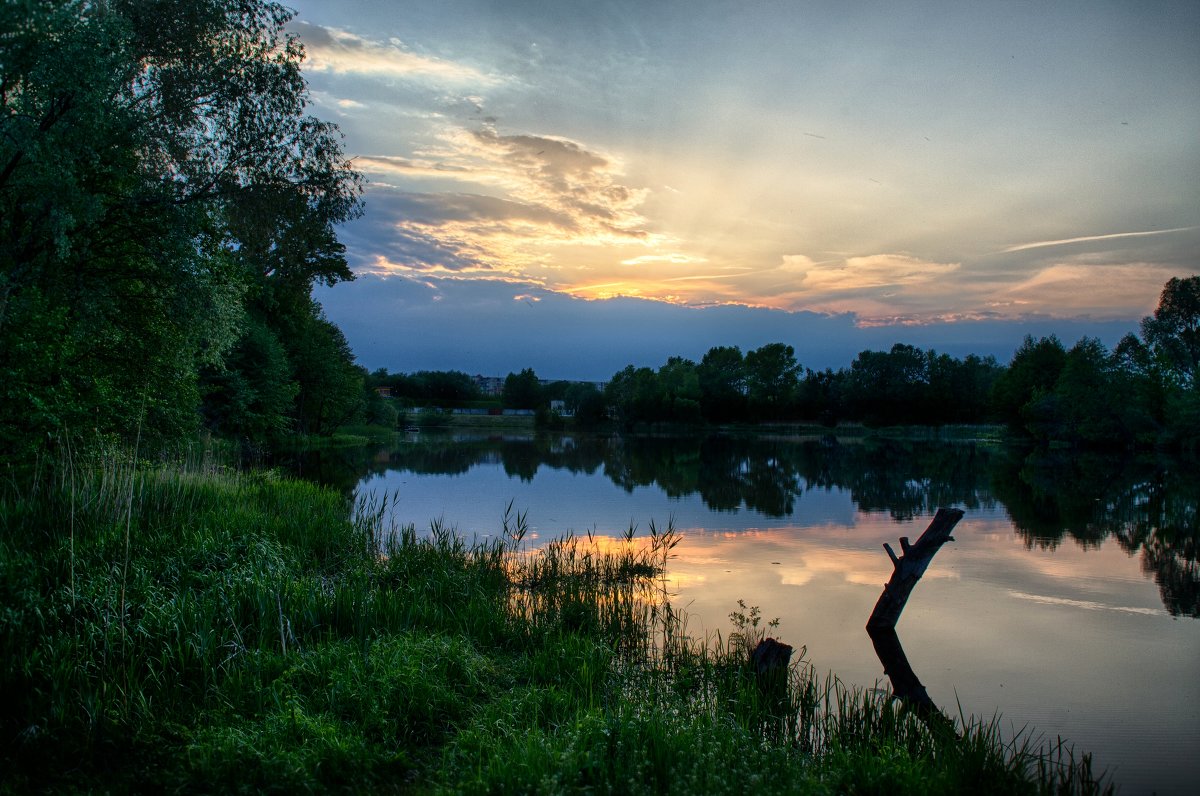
[321,433,1200,794]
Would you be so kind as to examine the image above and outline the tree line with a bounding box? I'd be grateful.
[370,276,1199,451]
[1,0,367,458]
[294,432,1198,616]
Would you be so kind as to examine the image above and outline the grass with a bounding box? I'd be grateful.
[281,424,401,448]
[0,449,1111,794]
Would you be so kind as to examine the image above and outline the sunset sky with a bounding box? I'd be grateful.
[290,0,1199,378]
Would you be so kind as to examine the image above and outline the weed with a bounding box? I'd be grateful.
[0,451,1112,794]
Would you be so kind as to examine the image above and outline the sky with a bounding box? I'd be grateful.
[290,0,1200,379]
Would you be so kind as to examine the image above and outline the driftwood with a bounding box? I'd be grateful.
[866,507,963,731]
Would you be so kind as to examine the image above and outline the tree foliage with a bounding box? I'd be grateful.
[1141,276,1200,390]
[744,343,800,420]
[989,278,1199,449]
[989,336,1067,429]
[366,370,482,408]
[503,368,543,410]
[1,0,363,454]
[697,346,746,423]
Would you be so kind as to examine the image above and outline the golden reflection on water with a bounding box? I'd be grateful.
[652,509,1197,796]
[341,433,1199,795]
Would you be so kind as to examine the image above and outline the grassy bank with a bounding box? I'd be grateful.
[0,453,1109,794]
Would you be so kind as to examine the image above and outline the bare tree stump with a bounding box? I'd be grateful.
[750,637,793,704]
[866,507,963,632]
[865,508,963,734]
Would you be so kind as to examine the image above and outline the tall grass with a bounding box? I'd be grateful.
[0,451,1111,794]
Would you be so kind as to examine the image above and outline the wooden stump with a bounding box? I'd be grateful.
[865,507,963,735]
[866,507,963,632]
[750,637,793,706]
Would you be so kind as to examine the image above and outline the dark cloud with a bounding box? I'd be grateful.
[339,187,581,274]
[317,275,1140,379]
[289,20,336,48]
[376,190,568,228]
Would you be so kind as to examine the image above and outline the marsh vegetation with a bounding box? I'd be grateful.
[1,451,1113,793]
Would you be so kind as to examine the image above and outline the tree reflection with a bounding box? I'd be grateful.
[993,448,1199,617]
[329,433,998,520]
[278,431,1198,617]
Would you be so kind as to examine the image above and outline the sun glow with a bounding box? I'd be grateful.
[298,10,1200,326]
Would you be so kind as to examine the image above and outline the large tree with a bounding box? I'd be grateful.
[1140,276,1200,448]
[744,343,801,420]
[502,368,543,410]
[1141,276,1200,390]
[0,0,362,455]
[989,335,1067,430]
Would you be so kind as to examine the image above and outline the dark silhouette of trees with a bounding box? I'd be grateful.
[657,357,703,424]
[369,370,481,408]
[288,308,365,436]
[1140,276,1200,449]
[698,346,748,422]
[603,359,702,427]
[990,336,1067,430]
[1142,276,1200,390]
[606,365,669,427]
[984,277,1199,450]
[503,368,544,410]
[563,382,606,426]
[200,317,297,441]
[846,344,929,426]
[744,343,802,420]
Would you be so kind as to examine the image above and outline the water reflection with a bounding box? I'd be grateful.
[279,432,1198,618]
[993,448,1200,617]
[278,432,1199,793]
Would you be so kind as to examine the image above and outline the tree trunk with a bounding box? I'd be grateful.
[865,507,963,734]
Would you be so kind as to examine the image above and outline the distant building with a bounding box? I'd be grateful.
[374,386,393,398]
[472,375,505,396]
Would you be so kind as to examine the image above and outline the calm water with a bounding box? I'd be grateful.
[287,432,1199,795]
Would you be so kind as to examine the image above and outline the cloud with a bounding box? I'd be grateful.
[293,22,503,85]
[434,127,652,240]
[1000,263,1179,317]
[346,125,669,287]
[357,156,476,181]
[316,274,1143,380]
[1002,226,1197,253]
[794,254,961,292]
[362,126,656,241]
[621,253,708,266]
[338,190,569,276]
[779,254,818,274]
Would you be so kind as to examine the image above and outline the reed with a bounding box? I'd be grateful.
[0,451,1111,794]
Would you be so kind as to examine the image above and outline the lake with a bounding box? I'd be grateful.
[285,431,1198,795]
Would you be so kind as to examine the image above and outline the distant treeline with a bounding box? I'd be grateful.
[370,276,1200,451]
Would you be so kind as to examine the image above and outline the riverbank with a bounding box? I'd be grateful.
[0,455,1110,793]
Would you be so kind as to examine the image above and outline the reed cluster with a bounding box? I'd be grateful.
[0,453,1110,794]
